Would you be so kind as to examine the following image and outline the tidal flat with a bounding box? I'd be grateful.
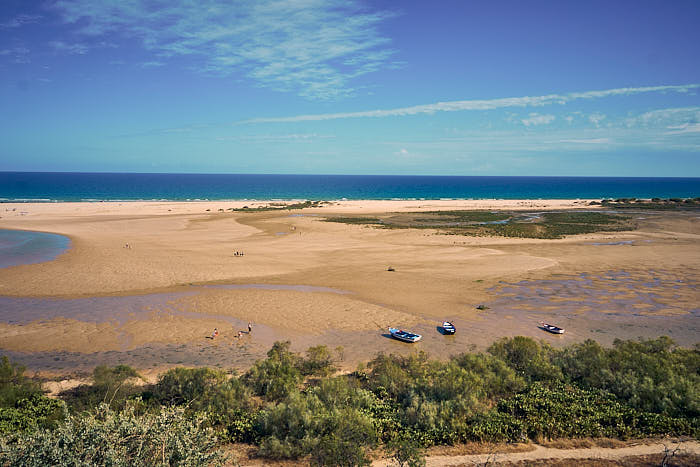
[0,199,697,375]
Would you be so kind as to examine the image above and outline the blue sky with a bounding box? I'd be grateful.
[1,0,699,176]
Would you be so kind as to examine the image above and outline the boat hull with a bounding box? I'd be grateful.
[389,327,422,343]
[540,323,565,334]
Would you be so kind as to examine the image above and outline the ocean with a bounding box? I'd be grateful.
[1,172,698,201]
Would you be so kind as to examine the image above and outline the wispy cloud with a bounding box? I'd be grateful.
[626,107,700,128]
[665,123,700,135]
[588,112,607,127]
[521,113,555,126]
[141,61,165,68]
[54,0,396,100]
[242,84,699,123]
[559,138,611,144]
[0,46,31,63]
[223,133,335,143]
[49,41,89,55]
[0,14,42,29]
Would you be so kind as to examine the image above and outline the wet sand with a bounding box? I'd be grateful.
[0,200,698,375]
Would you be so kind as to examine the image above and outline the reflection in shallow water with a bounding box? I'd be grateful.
[492,271,698,316]
[585,240,636,246]
[0,229,70,268]
[485,270,699,347]
[0,283,351,325]
[205,283,349,294]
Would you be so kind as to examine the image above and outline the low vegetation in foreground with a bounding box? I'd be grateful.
[324,210,636,239]
[1,337,698,465]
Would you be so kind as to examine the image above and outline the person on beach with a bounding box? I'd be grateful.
[237,330,243,339]
[211,328,218,338]
[247,322,252,333]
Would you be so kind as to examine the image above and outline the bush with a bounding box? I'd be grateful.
[243,341,303,401]
[300,345,337,377]
[0,402,226,466]
[386,434,426,467]
[62,364,143,413]
[556,337,700,419]
[256,378,378,460]
[0,356,65,435]
[0,393,65,435]
[363,352,525,445]
[0,356,42,407]
[476,383,693,442]
[488,336,562,383]
[153,367,254,441]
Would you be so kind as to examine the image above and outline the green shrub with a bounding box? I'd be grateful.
[386,433,426,467]
[0,402,226,466]
[63,364,143,413]
[0,356,42,407]
[363,352,525,445]
[488,336,562,383]
[300,345,337,377]
[153,367,254,441]
[478,383,693,442]
[0,393,65,435]
[243,341,303,401]
[256,378,378,460]
[556,337,700,419]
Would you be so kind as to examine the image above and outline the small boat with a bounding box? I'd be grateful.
[389,327,422,343]
[441,321,456,334]
[540,322,565,334]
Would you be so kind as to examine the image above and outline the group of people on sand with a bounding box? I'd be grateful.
[233,251,245,256]
[210,322,252,342]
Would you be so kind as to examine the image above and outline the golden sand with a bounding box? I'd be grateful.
[0,200,698,374]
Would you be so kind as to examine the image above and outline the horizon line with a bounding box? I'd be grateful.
[1,170,699,179]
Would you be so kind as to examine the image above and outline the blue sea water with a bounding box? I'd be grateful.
[0,229,71,269]
[0,172,698,201]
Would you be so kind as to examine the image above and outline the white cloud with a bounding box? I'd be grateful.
[626,107,700,128]
[521,113,555,126]
[0,46,31,63]
[54,0,396,100]
[141,61,165,68]
[559,138,611,144]
[588,112,607,127]
[49,41,89,55]
[242,84,699,123]
[665,123,700,135]
[0,14,42,29]
[235,133,334,142]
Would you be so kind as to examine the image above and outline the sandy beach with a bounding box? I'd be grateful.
[0,199,698,375]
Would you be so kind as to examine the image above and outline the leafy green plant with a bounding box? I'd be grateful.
[386,434,426,467]
[153,367,254,441]
[0,393,65,435]
[0,356,42,407]
[243,341,303,402]
[300,345,338,377]
[487,336,562,383]
[62,364,143,413]
[0,402,226,466]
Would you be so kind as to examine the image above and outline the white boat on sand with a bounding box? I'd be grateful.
[389,327,422,343]
[540,322,565,334]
